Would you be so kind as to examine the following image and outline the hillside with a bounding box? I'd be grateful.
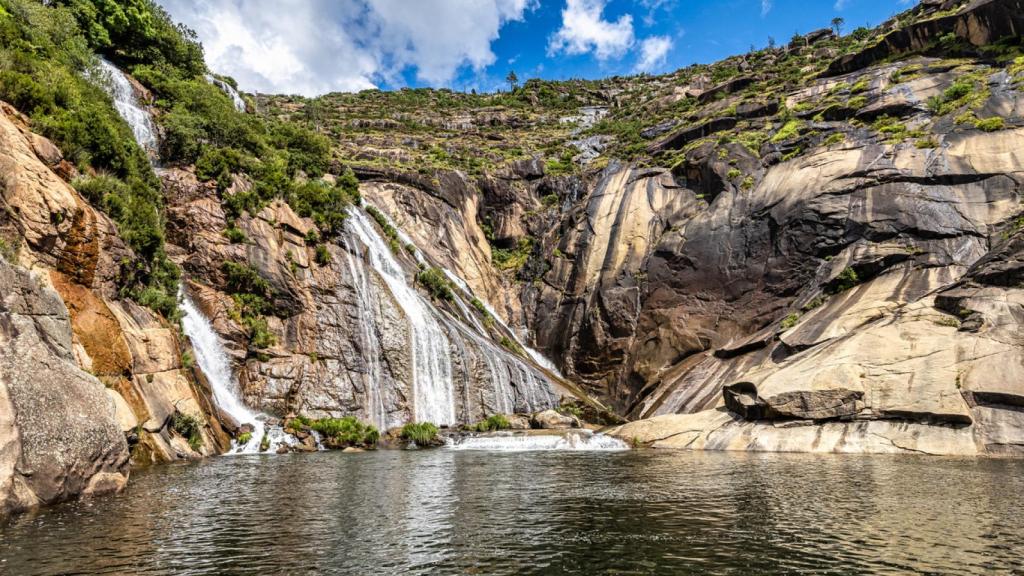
[0,0,1023,519]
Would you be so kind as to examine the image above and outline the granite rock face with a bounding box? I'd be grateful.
[0,256,129,518]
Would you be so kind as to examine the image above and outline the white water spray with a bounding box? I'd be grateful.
[347,209,457,426]
[91,58,159,156]
[447,430,628,452]
[179,293,295,454]
[205,74,247,112]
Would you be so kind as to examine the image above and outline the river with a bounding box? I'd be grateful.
[2,450,1023,575]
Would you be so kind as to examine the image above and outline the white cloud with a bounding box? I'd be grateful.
[761,0,773,16]
[834,0,849,9]
[634,35,672,72]
[157,0,534,96]
[548,0,635,61]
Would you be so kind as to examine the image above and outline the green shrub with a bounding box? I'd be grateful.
[222,261,271,297]
[915,137,939,149]
[236,431,253,444]
[770,119,802,143]
[400,422,440,445]
[830,267,861,293]
[416,267,453,301]
[223,226,247,243]
[974,117,1005,132]
[288,170,359,237]
[365,205,402,253]
[259,432,270,451]
[824,132,845,146]
[491,237,533,271]
[500,336,525,356]
[314,244,331,265]
[310,416,380,447]
[780,313,801,330]
[473,414,511,432]
[726,168,741,180]
[171,412,203,451]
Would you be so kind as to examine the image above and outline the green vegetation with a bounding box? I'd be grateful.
[0,0,340,323]
[771,119,803,143]
[500,336,525,356]
[236,431,253,445]
[223,226,247,244]
[365,205,402,254]
[222,261,276,350]
[974,116,1005,132]
[259,432,270,452]
[491,237,533,271]
[287,169,360,237]
[400,422,440,445]
[171,412,203,451]
[556,402,584,419]
[824,132,846,146]
[830,267,861,294]
[470,414,512,432]
[416,266,454,301]
[314,244,331,266]
[309,416,380,448]
[780,313,801,330]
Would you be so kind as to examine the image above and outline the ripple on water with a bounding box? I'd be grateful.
[2,451,1024,575]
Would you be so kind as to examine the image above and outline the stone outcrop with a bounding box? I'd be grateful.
[0,103,228,479]
[825,0,1024,77]
[0,256,129,518]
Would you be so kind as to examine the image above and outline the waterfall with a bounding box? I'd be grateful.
[91,58,159,156]
[446,430,628,452]
[346,209,457,426]
[441,267,563,378]
[205,74,247,112]
[341,234,389,431]
[180,293,295,454]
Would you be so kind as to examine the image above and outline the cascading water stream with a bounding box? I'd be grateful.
[347,209,457,426]
[91,58,159,156]
[205,74,247,112]
[341,234,389,431]
[359,205,558,417]
[441,268,563,377]
[180,293,296,454]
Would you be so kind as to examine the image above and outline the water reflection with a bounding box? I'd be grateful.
[2,451,1024,575]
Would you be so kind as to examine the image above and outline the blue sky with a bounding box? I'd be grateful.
[159,0,909,97]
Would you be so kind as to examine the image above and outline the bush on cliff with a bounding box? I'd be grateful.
[416,267,454,302]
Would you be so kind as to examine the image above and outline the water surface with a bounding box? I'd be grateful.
[3,450,1023,575]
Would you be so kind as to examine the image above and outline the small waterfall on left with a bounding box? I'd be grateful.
[180,293,295,454]
[92,58,159,156]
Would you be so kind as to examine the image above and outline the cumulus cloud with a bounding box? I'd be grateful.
[634,35,672,72]
[547,0,635,61]
[158,0,534,96]
[761,0,773,16]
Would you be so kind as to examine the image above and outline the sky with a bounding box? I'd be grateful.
[158,0,913,97]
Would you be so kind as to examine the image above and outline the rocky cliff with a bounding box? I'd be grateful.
[263,0,1024,455]
[2,0,1024,520]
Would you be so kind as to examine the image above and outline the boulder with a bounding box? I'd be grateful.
[0,256,129,519]
[531,409,578,429]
